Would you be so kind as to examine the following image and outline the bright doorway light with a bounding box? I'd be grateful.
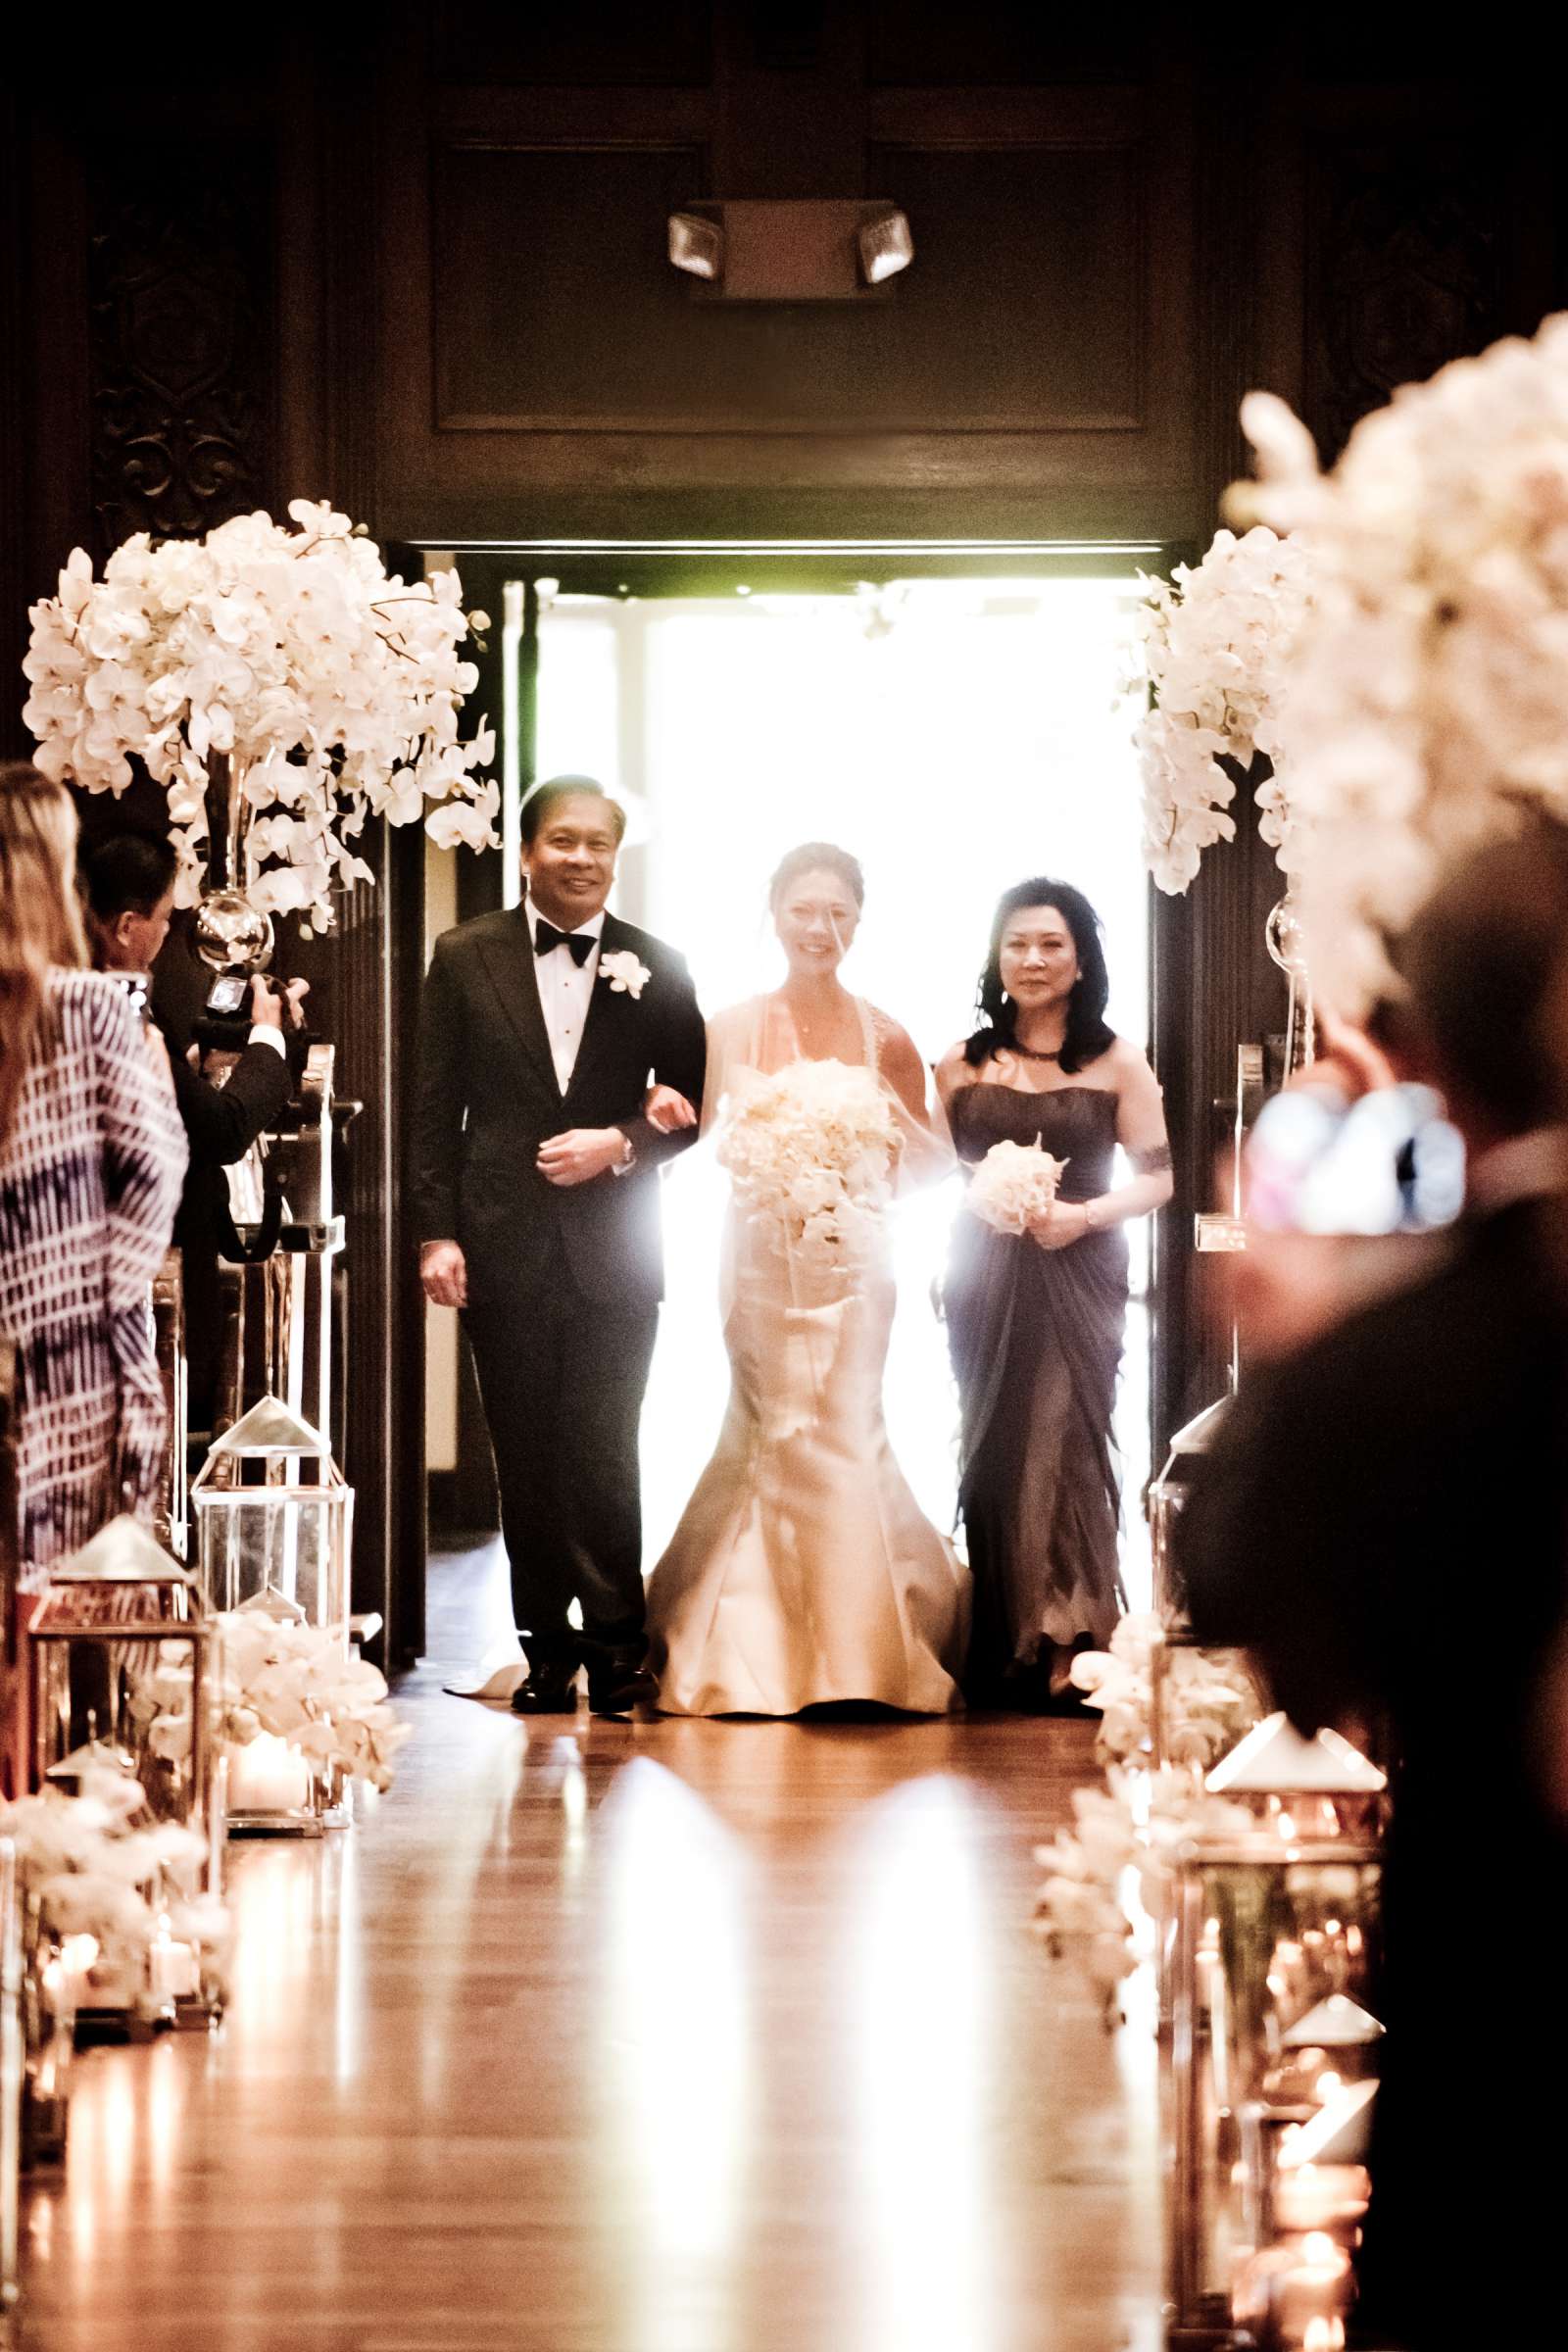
[534,575,1152,1604]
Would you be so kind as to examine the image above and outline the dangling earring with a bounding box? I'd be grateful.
[1000,988,1011,1005]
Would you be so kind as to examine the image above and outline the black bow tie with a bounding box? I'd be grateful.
[533,918,595,967]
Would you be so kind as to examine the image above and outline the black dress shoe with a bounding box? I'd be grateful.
[586,1656,659,1717]
[510,1660,579,1714]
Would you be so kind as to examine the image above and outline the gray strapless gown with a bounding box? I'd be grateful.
[945,1084,1128,1692]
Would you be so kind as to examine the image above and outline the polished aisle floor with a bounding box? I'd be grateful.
[18,1544,1159,2352]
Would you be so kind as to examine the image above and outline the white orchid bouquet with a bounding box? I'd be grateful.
[1233,314,1568,1013]
[133,1597,411,1797]
[964,1136,1068,1236]
[717,1058,899,1281]
[1032,1614,1261,2024]
[22,500,497,934]
[1133,525,1315,894]
[1,1761,230,2015]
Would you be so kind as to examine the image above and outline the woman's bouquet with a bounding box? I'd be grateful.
[717,1058,899,1279]
[964,1136,1069,1236]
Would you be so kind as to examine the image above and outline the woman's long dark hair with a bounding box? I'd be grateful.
[962,877,1115,1073]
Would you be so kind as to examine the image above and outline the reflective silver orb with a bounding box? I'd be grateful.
[1264,894,1310,980]
[193,888,274,975]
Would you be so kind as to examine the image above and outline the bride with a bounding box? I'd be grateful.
[646,842,968,1716]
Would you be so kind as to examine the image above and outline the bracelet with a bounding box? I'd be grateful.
[1083,1198,1104,1233]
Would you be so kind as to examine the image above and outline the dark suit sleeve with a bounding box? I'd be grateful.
[614,949,708,1172]
[1177,1343,1390,1735]
[412,937,468,1242]
[169,1037,292,1168]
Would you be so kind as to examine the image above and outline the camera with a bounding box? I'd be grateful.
[204,969,252,1021]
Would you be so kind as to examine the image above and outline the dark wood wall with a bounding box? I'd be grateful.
[4,10,1565,1629]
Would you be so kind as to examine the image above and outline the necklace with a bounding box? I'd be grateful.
[1012,1042,1062,1063]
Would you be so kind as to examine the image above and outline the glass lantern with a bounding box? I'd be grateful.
[191,1395,352,1639]
[1,1838,20,2311]
[1149,1396,1232,1629]
[1165,1721,1388,2347]
[219,1592,346,1839]
[28,1516,225,2034]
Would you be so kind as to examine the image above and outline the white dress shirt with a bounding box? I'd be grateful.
[528,902,605,1095]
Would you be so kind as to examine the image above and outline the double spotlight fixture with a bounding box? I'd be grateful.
[667,199,914,300]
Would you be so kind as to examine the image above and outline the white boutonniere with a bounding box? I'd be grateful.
[599,950,651,1000]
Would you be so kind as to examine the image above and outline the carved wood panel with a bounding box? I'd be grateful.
[1303,142,1512,462]
[86,151,275,555]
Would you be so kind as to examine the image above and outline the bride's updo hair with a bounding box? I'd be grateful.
[768,842,865,911]
[963,876,1115,1075]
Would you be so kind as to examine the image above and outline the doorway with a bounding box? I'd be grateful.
[431,545,1168,1605]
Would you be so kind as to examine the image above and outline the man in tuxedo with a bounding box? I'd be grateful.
[1177,828,1568,2348]
[413,776,706,1716]
[81,831,306,1432]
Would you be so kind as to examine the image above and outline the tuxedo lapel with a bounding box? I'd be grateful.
[564,911,638,1105]
[476,908,562,1099]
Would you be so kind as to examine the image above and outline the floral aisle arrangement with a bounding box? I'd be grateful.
[717,1059,900,1281]
[22,501,496,934]
[138,1600,412,1805]
[0,1759,230,2021]
[1134,526,1315,895]
[1234,314,1568,1013]
[1032,1613,1261,2019]
[964,1137,1068,1236]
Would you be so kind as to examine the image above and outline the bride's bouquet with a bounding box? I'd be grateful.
[717,1058,899,1279]
[965,1137,1069,1236]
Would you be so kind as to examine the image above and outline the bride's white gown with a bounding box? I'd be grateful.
[647,998,968,1716]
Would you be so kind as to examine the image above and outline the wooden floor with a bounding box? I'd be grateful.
[17,1543,1160,2352]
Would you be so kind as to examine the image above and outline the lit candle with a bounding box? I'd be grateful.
[226,1733,311,1815]
[149,1919,200,2001]
[1273,2162,1370,2233]
[59,1933,99,2012]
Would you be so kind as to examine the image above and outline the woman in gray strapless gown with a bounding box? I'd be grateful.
[937,879,1173,1707]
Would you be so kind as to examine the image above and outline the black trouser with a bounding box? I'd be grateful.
[465,1250,660,1665]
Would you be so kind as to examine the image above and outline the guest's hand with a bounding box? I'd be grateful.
[281,977,310,1030]
[421,1240,467,1308]
[538,1127,630,1186]
[251,974,286,1028]
[1033,1200,1090,1251]
[644,1084,698,1134]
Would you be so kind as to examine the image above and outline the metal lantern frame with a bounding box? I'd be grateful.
[27,1518,224,2034]
[1167,1834,1382,2349]
[1164,1717,1388,2349]
[191,1394,353,1641]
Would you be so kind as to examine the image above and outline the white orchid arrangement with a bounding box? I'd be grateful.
[132,1598,411,1796]
[1,1761,230,2015]
[1233,313,1568,1013]
[1032,1613,1261,2023]
[23,500,497,935]
[1069,1609,1261,1770]
[965,1137,1068,1236]
[1134,526,1315,895]
[717,1058,899,1281]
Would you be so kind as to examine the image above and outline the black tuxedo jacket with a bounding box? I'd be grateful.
[411,906,706,1310]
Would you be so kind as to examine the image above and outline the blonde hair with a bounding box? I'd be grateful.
[0,763,88,1146]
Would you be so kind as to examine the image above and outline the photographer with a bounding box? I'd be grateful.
[80,833,308,1432]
